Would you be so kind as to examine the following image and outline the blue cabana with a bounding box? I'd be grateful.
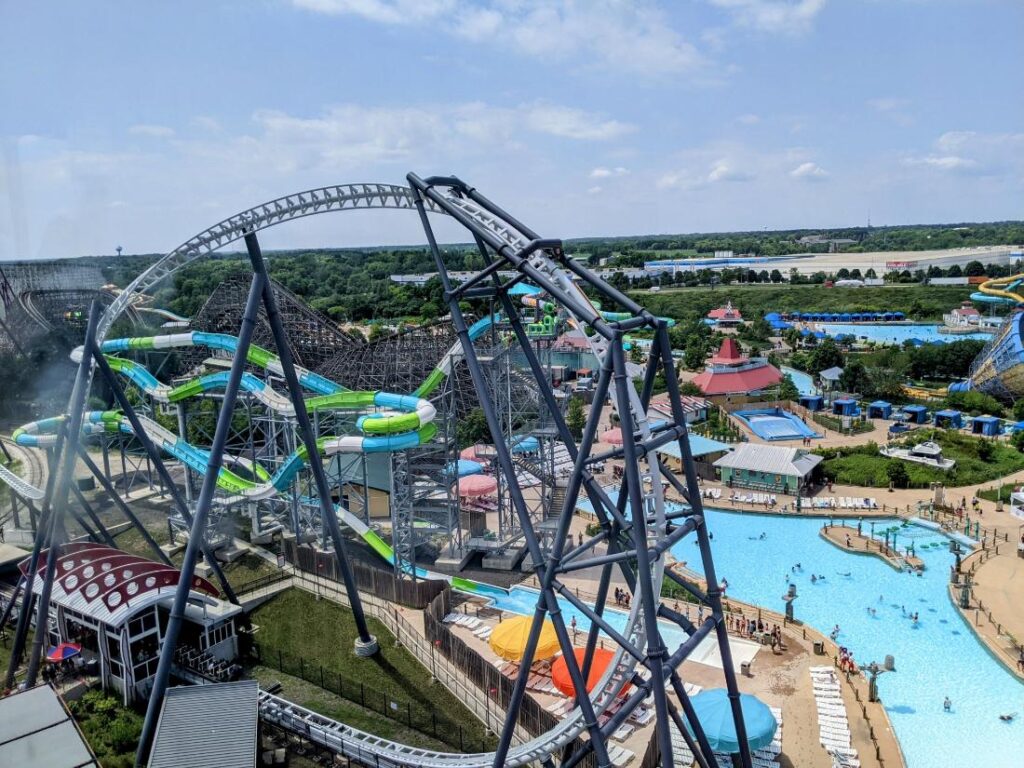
[867,400,893,419]
[882,312,895,321]
[813,331,827,340]
[1011,421,1024,432]
[832,398,858,416]
[893,311,906,319]
[902,404,929,423]
[840,312,852,321]
[934,409,963,429]
[799,394,824,411]
[971,415,1002,436]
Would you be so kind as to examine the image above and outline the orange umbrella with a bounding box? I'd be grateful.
[551,647,629,698]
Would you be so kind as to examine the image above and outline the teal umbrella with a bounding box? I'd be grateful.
[687,688,778,754]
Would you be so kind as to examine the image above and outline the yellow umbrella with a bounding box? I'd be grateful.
[489,615,561,662]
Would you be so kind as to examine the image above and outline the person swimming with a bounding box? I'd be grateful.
[999,713,1016,722]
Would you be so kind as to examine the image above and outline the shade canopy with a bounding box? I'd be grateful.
[453,474,498,497]
[600,428,624,445]
[686,688,778,754]
[446,459,484,477]
[551,648,630,699]
[489,616,561,662]
[46,642,82,663]
[459,444,489,461]
[511,435,540,454]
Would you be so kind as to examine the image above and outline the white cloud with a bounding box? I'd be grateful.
[128,124,175,138]
[291,1,705,78]
[709,0,826,34]
[903,131,1024,175]
[790,161,828,179]
[708,161,753,183]
[589,166,630,179]
[737,113,761,125]
[587,185,603,195]
[903,155,977,172]
[524,105,633,141]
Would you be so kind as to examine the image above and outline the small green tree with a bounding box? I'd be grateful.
[456,407,490,448]
[1011,430,1024,453]
[566,396,586,440]
[679,380,704,397]
[886,460,910,488]
[1013,399,1024,422]
[778,374,800,402]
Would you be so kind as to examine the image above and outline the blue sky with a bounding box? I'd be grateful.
[0,0,1021,259]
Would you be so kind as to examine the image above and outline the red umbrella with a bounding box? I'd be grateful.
[460,445,489,461]
[46,642,82,663]
[453,474,498,497]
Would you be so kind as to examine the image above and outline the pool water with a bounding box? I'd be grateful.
[734,408,821,441]
[819,323,991,346]
[780,366,815,396]
[676,509,1024,768]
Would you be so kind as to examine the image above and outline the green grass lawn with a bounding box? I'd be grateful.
[636,283,974,323]
[249,589,495,752]
[249,665,461,751]
[819,432,1024,488]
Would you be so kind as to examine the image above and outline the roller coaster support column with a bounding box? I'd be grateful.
[245,232,376,654]
[25,301,102,687]
[655,322,752,768]
[3,440,60,688]
[135,268,265,768]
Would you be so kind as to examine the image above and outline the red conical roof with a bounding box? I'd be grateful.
[711,337,747,365]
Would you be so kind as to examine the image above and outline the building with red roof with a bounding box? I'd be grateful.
[706,301,743,327]
[692,337,782,396]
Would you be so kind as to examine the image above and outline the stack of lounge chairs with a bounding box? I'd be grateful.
[443,612,493,640]
[810,667,860,767]
[837,497,879,510]
[728,492,778,506]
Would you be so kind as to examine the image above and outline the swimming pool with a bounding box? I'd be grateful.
[675,508,1024,768]
[819,323,991,346]
[734,408,821,441]
[780,366,815,396]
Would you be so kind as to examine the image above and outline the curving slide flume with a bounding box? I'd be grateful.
[6,316,507,599]
[971,273,1024,305]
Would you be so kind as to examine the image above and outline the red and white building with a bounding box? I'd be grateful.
[692,338,782,396]
[943,302,981,328]
[706,301,743,328]
[22,543,243,704]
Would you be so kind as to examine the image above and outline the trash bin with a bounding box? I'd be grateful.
[76,476,95,491]
[813,640,825,655]
[740,661,751,676]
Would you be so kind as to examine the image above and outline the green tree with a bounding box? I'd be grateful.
[456,408,490,448]
[679,380,704,397]
[684,336,708,371]
[1013,400,1024,422]
[807,338,845,375]
[839,360,870,394]
[778,374,799,402]
[886,460,910,488]
[964,260,986,277]
[566,396,586,440]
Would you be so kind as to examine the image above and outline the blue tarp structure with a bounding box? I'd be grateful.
[764,312,792,330]
[445,459,484,477]
[867,401,893,419]
[902,405,929,423]
[507,282,542,296]
[510,435,540,453]
[971,415,1001,436]
[686,689,778,754]
[799,394,824,411]
[934,409,963,429]
[832,398,858,416]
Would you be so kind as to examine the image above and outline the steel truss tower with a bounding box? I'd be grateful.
[13,178,750,768]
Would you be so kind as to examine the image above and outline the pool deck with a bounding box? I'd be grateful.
[819,525,924,572]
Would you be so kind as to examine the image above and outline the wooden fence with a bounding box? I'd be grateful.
[283,536,446,608]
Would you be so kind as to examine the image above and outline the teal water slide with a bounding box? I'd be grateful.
[7,317,508,597]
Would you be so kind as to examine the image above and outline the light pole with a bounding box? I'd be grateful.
[866,655,896,702]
